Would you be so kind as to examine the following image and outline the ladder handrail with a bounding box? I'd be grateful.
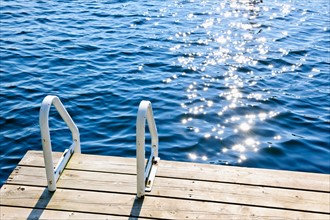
[39,95,80,191]
[136,100,160,198]
[39,96,159,195]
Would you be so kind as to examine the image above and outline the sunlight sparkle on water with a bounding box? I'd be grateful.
[274,135,282,140]
[258,113,267,121]
[171,0,286,164]
[189,153,197,160]
[239,122,251,131]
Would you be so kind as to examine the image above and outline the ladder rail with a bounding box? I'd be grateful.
[39,95,159,196]
[136,100,160,198]
[39,95,80,191]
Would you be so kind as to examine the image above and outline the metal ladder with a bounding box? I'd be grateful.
[39,95,159,198]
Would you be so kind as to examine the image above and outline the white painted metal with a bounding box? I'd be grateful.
[145,157,160,191]
[39,95,80,192]
[136,100,160,198]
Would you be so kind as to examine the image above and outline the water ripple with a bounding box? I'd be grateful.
[1,0,329,185]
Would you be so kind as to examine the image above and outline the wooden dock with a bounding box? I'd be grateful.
[1,150,329,219]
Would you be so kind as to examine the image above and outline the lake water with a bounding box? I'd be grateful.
[1,0,329,186]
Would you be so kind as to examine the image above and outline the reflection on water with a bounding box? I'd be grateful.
[0,0,329,185]
[163,0,328,164]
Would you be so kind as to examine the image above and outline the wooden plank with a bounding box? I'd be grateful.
[19,151,330,192]
[18,151,63,168]
[0,206,129,219]
[1,184,328,220]
[6,166,330,213]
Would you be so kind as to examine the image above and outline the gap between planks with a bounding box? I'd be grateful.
[19,150,330,192]
[6,165,329,214]
[1,184,329,220]
[1,150,329,219]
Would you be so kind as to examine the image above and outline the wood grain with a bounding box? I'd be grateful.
[1,184,328,220]
[0,206,129,219]
[19,151,330,192]
[6,166,329,213]
[2,150,328,219]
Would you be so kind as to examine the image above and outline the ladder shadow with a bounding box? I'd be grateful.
[128,196,145,220]
[27,187,54,220]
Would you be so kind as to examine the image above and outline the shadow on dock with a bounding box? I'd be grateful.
[129,196,144,220]
[1,151,329,219]
[27,188,54,220]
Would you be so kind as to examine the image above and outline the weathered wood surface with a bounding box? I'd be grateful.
[0,206,130,220]
[20,151,330,192]
[1,150,329,219]
[6,166,329,213]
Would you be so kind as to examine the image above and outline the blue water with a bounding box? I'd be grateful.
[1,0,329,186]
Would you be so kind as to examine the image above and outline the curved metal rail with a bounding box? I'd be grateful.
[39,95,80,191]
[136,100,160,198]
[39,96,159,196]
